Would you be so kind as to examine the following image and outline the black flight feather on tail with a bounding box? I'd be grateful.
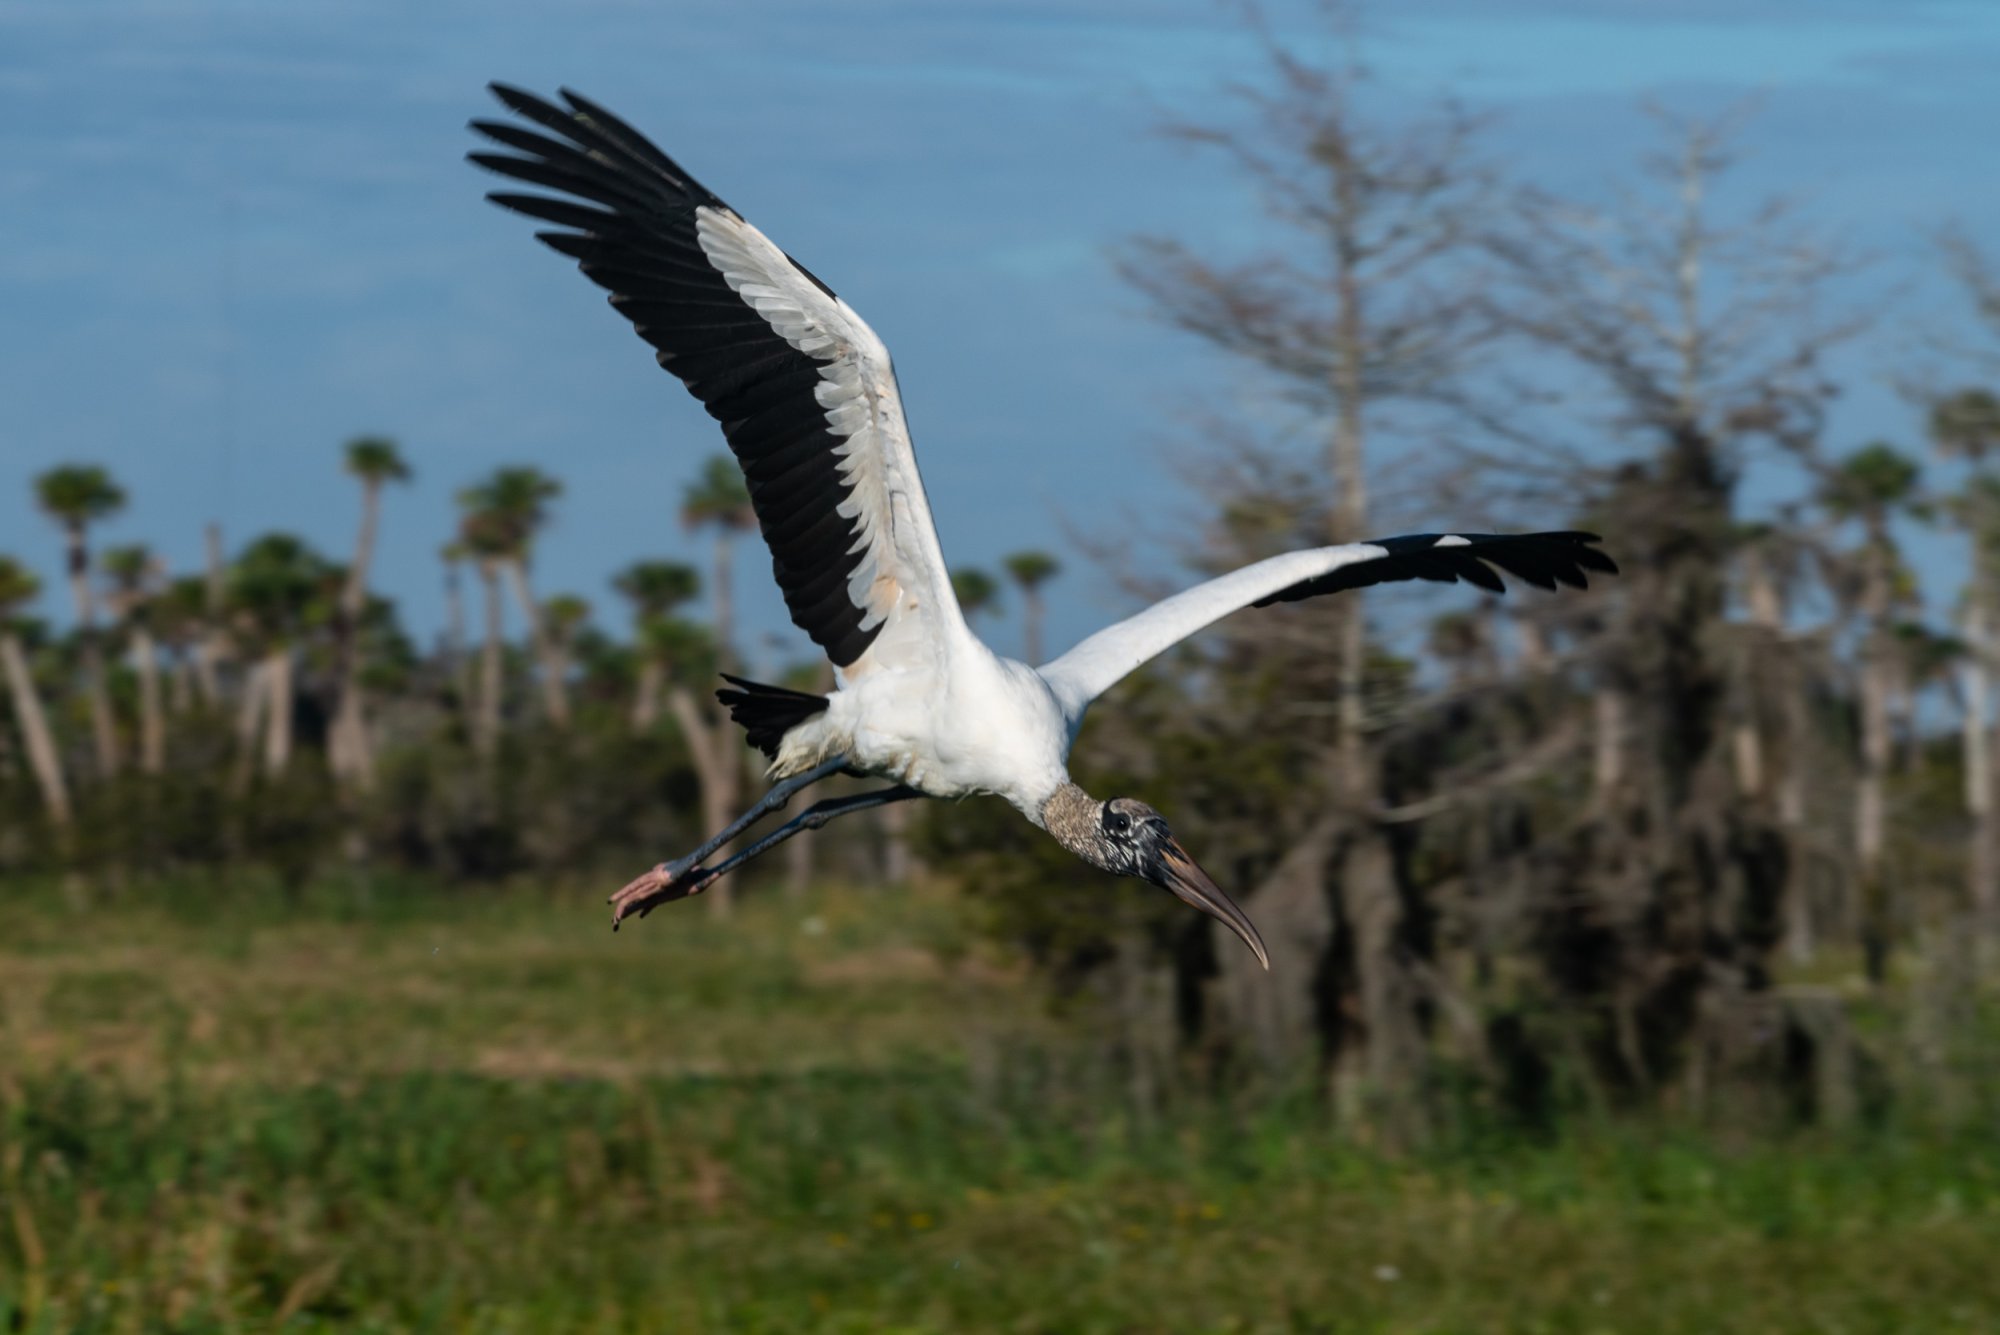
[716,673,831,759]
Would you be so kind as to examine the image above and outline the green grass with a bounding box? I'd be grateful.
[3,875,1999,1332]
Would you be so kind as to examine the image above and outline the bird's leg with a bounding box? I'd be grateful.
[608,757,848,922]
[611,785,922,925]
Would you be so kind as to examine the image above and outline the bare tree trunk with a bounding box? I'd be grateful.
[1857,542,1894,983]
[1780,681,1815,964]
[670,685,740,917]
[1741,548,1813,963]
[1593,683,1627,807]
[632,658,663,732]
[1322,153,1430,1127]
[476,561,504,759]
[1514,615,1550,672]
[1964,592,1998,945]
[65,525,119,780]
[1,631,71,827]
[132,625,164,775]
[503,559,569,728]
[263,647,293,778]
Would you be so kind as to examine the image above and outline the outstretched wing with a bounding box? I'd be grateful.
[1038,531,1615,717]
[469,84,962,676]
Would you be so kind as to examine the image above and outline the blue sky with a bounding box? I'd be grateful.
[4,0,1999,670]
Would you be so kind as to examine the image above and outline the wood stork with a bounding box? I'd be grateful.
[468,85,1617,969]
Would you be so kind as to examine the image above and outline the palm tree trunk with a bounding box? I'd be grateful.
[203,522,232,689]
[477,561,504,758]
[444,558,471,711]
[1023,588,1045,666]
[632,658,663,732]
[132,625,164,774]
[711,532,735,667]
[233,658,267,793]
[1,630,71,827]
[503,559,569,727]
[263,646,293,778]
[669,685,738,918]
[168,646,194,715]
[65,524,119,780]
[190,635,220,707]
[333,481,381,790]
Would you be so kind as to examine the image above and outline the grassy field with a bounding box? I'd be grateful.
[3,875,1999,1332]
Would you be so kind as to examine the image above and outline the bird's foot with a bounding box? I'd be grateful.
[609,856,720,928]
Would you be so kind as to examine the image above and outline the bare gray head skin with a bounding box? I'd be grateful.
[1041,784,1270,970]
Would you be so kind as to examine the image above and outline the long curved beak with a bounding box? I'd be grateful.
[1158,837,1270,971]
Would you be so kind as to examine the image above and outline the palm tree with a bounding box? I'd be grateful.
[459,467,569,727]
[333,436,411,790]
[949,568,1001,626]
[613,559,700,731]
[34,464,125,779]
[440,540,473,712]
[1001,551,1061,664]
[0,557,71,827]
[677,457,756,915]
[154,575,217,711]
[542,594,591,705]
[1820,441,1922,982]
[229,533,335,781]
[455,511,513,759]
[680,456,755,666]
[100,544,166,775]
[1930,387,2000,943]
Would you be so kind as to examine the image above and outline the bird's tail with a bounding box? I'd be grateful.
[715,673,831,760]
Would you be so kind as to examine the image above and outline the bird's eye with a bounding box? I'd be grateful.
[1103,810,1131,836]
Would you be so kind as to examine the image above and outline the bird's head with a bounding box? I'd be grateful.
[1047,789,1269,971]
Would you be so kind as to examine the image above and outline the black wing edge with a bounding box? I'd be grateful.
[1253,531,1618,606]
[464,84,877,668]
[466,83,840,300]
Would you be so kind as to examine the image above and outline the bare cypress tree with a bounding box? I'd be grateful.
[1488,108,1863,1106]
[1117,9,1499,1125]
[1818,444,1923,983]
[1930,390,2000,944]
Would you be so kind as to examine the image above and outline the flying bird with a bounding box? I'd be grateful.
[468,85,1617,969]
